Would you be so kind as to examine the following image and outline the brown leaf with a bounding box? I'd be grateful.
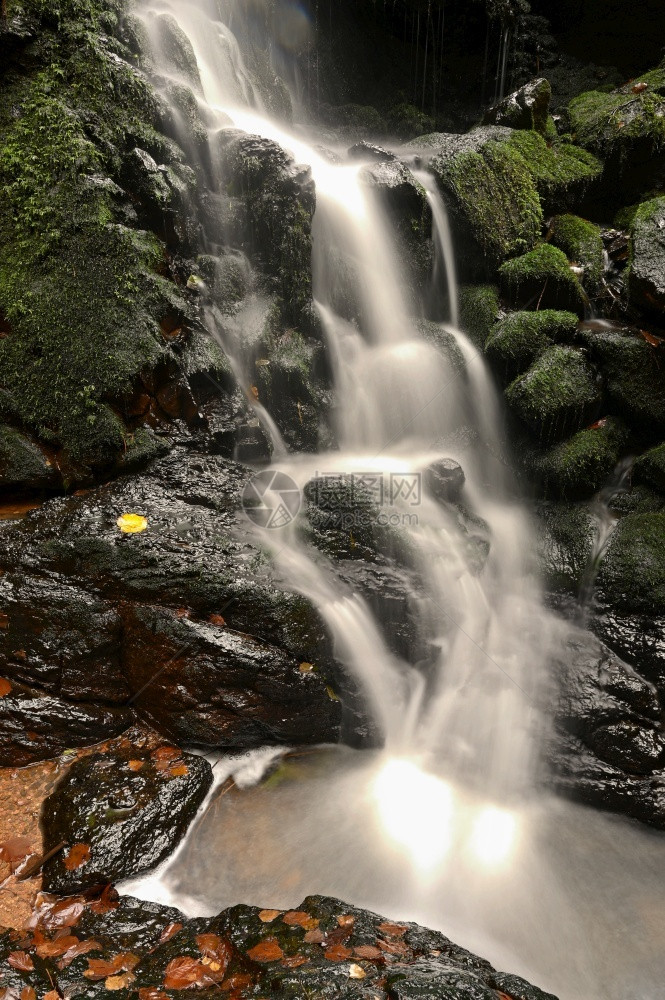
[20,988,36,1000]
[138,990,170,1000]
[196,933,233,970]
[249,385,259,400]
[127,760,144,772]
[377,921,407,938]
[337,914,355,928]
[282,910,319,930]
[0,837,34,863]
[281,955,309,968]
[353,945,383,960]
[324,944,354,961]
[209,614,226,626]
[303,928,325,944]
[44,992,60,1000]
[0,613,9,629]
[221,974,254,991]
[151,746,182,763]
[40,896,85,930]
[89,884,119,914]
[258,909,281,923]
[105,973,136,991]
[0,678,12,697]
[35,935,80,959]
[57,938,103,969]
[63,843,90,871]
[159,922,183,944]
[169,764,189,778]
[377,938,410,957]
[163,956,207,989]
[84,953,140,980]
[8,952,33,971]
[640,329,662,347]
[247,939,284,963]
[632,81,649,93]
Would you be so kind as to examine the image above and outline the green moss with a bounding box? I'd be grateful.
[535,500,596,593]
[549,214,604,291]
[386,102,435,141]
[499,244,586,315]
[506,344,602,443]
[485,309,578,379]
[600,513,665,614]
[533,417,629,499]
[458,285,500,350]
[634,442,665,493]
[433,140,542,268]
[0,0,186,470]
[0,424,55,489]
[507,131,602,212]
[627,195,665,314]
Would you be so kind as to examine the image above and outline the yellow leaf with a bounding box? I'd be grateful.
[299,662,314,673]
[349,964,366,979]
[105,973,136,991]
[117,513,148,534]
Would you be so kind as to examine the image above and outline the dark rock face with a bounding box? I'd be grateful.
[548,628,665,829]
[41,734,212,893]
[425,458,466,503]
[483,78,552,134]
[3,891,558,1000]
[628,196,665,316]
[0,448,342,762]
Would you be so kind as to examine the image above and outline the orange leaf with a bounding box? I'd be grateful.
[36,935,80,958]
[8,952,33,971]
[44,993,60,1000]
[377,921,407,937]
[158,922,183,944]
[0,837,34,863]
[163,956,207,989]
[353,945,383,960]
[89,884,119,914]
[127,760,144,772]
[139,990,170,1000]
[324,944,353,961]
[57,938,103,969]
[64,843,90,871]
[20,988,36,1000]
[303,928,325,944]
[337,914,355,928]
[196,934,233,970]
[632,81,649,93]
[247,939,284,963]
[106,973,136,991]
[250,385,259,400]
[42,897,85,929]
[169,764,189,778]
[282,911,318,929]
[640,329,662,347]
[151,746,181,763]
[0,678,12,697]
[84,953,140,980]
[258,909,281,923]
[209,614,226,626]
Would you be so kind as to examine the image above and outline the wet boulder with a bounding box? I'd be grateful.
[504,132,602,215]
[499,245,587,316]
[484,78,552,134]
[0,425,58,492]
[627,195,665,316]
[549,215,605,293]
[634,442,665,493]
[505,346,602,444]
[598,513,665,615]
[41,735,212,894]
[425,458,465,503]
[526,417,629,500]
[485,310,579,381]
[533,501,597,594]
[458,284,500,350]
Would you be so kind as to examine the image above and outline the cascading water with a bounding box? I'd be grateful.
[124,5,665,998]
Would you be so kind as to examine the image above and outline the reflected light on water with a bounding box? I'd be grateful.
[373,758,454,871]
[469,806,518,869]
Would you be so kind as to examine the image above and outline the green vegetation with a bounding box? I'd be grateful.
[507,130,602,211]
[600,513,665,614]
[485,309,578,379]
[433,139,543,268]
[458,285,500,349]
[627,195,665,313]
[533,418,629,499]
[499,244,586,315]
[549,214,605,291]
[505,344,601,442]
[634,443,665,493]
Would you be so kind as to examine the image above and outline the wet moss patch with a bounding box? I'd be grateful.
[485,309,579,380]
[499,244,587,316]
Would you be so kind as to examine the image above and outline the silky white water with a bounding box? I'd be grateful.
[129,3,665,997]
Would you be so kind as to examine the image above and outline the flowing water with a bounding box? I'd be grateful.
[127,3,665,996]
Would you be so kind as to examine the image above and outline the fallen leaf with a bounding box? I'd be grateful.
[324,945,353,961]
[222,974,254,991]
[89,884,119,914]
[258,909,281,923]
[44,992,60,1000]
[0,613,8,628]
[247,939,284,962]
[282,910,318,929]
[249,385,259,400]
[281,955,309,968]
[163,956,207,989]
[640,329,662,347]
[196,933,233,971]
[116,513,148,534]
[64,844,90,871]
[588,418,607,430]
[57,938,103,969]
[35,935,80,959]
[377,922,407,938]
[8,952,33,971]
[169,764,189,778]
[0,837,33,863]
[139,990,170,1000]
[40,896,85,930]
[106,973,136,991]
[632,81,649,93]
[377,938,410,957]
[13,650,26,661]
[159,922,183,944]
[298,662,314,673]
[209,614,226,626]
[127,760,144,772]
[354,945,383,960]
[151,746,181,763]
[349,963,366,979]
[84,953,140,980]
[303,928,325,944]
[0,678,12,697]
[337,914,355,928]
[20,988,36,1000]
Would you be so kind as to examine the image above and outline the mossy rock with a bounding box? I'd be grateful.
[386,102,435,141]
[534,500,596,593]
[430,131,542,274]
[578,327,665,439]
[499,244,587,316]
[634,442,665,493]
[531,417,630,500]
[549,214,605,292]
[507,131,603,214]
[254,331,329,452]
[483,78,552,134]
[599,513,665,614]
[458,284,500,350]
[0,425,58,491]
[506,345,601,444]
[627,195,665,316]
[485,309,578,380]
[568,66,665,201]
